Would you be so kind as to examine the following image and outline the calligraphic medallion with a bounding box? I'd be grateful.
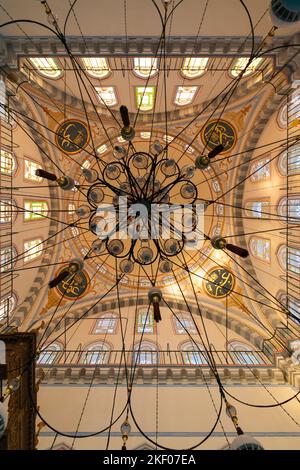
[55,267,89,300]
[201,119,236,153]
[55,119,90,154]
[204,267,234,298]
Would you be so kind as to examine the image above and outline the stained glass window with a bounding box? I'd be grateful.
[277,197,300,223]
[133,341,158,365]
[136,87,156,111]
[181,57,209,78]
[95,87,117,107]
[137,311,154,334]
[277,245,300,275]
[28,57,62,79]
[229,57,263,78]
[174,86,198,106]
[83,343,110,365]
[24,159,43,181]
[250,158,270,182]
[93,314,118,334]
[81,57,110,78]
[0,149,16,175]
[181,342,208,365]
[24,200,49,221]
[0,198,16,224]
[279,293,300,324]
[245,200,270,218]
[174,314,197,334]
[97,144,108,154]
[228,342,263,365]
[133,58,158,78]
[37,343,62,365]
[249,237,270,261]
[140,132,151,139]
[278,147,300,176]
[0,246,17,273]
[68,203,75,214]
[163,134,174,144]
[24,238,43,263]
[0,294,16,322]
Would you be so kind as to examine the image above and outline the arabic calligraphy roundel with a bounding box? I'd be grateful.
[204,267,234,298]
[201,119,236,153]
[55,267,89,300]
[55,119,90,155]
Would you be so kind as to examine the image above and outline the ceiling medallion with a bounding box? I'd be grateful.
[204,267,235,298]
[54,267,90,300]
[201,119,237,153]
[55,119,90,154]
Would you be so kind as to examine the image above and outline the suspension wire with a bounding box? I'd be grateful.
[2,0,300,448]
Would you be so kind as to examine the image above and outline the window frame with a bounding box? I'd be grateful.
[28,57,63,80]
[80,57,111,79]
[23,199,49,222]
[174,86,198,107]
[0,197,17,224]
[23,157,43,182]
[132,341,159,365]
[248,236,271,263]
[23,237,44,264]
[132,57,159,79]
[0,148,17,176]
[180,57,209,79]
[135,86,156,112]
[92,314,118,335]
[83,342,110,365]
[173,313,197,335]
[136,310,155,334]
[249,157,271,182]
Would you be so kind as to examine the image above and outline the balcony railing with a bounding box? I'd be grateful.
[37,349,272,368]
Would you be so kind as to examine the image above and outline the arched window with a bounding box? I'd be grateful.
[278,147,300,176]
[24,238,43,263]
[28,57,63,79]
[0,198,17,224]
[277,89,300,129]
[277,245,300,275]
[133,58,158,79]
[279,293,300,324]
[93,314,118,334]
[133,341,158,365]
[174,313,197,335]
[136,310,154,334]
[83,342,110,365]
[0,246,17,273]
[180,342,208,365]
[277,197,300,224]
[81,57,110,79]
[24,159,43,182]
[228,342,263,365]
[250,158,270,182]
[174,86,198,106]
[0,149,16,175]
[37,343,62,365]
[24,200,49,221]
[248,237,270,262]
[181,57,209,79]
[0,294,17,322]
[229,57,263,78]
[245,200,270,219]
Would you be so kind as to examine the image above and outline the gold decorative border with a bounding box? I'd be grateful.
[55,118,90,155]
[203,266,235,299]
[201,118,237,153]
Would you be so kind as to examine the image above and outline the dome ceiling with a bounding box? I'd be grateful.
[0,0,299,451]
